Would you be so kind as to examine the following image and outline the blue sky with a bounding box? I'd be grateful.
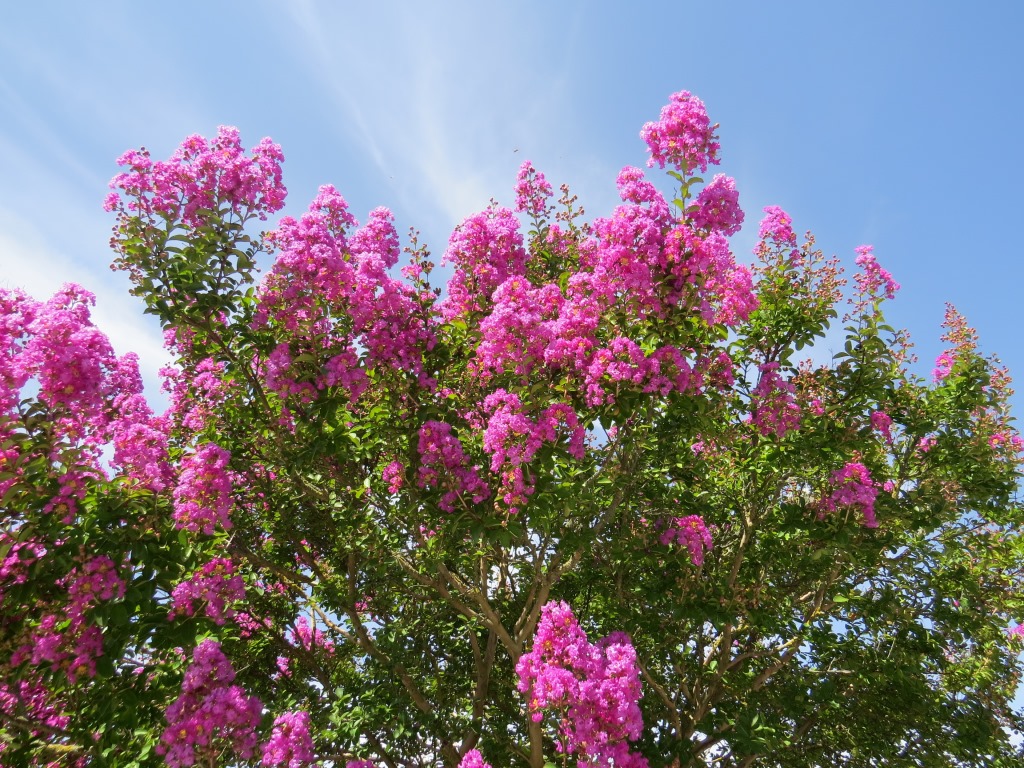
[1,1,1022,409]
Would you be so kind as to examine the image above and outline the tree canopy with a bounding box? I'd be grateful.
[2,91,1023,768]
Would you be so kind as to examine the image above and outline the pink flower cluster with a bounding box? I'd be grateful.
[640,90,720,173]
[158,640,264,768]
[691,174,744,236]
[262,710,316,768]
[382,460,404,494]
[661,225,758,328]
[818,462,880,528]
[870,410,893,443]
[853,245,900,303]
[748,363,801,438]
[659,515,713,566]
[516,601,648,768]
[172,443,234,535]
[104,125,286,228]
[161,358,230,437]
[253,189,434,400]
[14,556,125,683]
[932,352,954,382]
[0,284,173,499]
[482,392,585,513]
[514,160,554,219]
[442,205,528,319]
[0,534,45,602]
[417,421,489,513]
[757,205,798,246]
[0,680,70,741]
[289,616,335,655]
[458,749,493,768]
[170,558,245,625]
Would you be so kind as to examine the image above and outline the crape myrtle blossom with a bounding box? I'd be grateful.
[640,89,720,173]
[748,362,802,438]
[660,515,714,566]
[481,392,586,513]
[262,710,316,768]
[458,749,493,768]
[516,601,648,768]
[514,160,554,219]
[417,420,489,513]
[691,174,744,236]
[172,443,235,535]
[758,205,798,247]
[158,640,263,768]
[441,205,528,320]
[818,462,881,528]
[852,245,900,303]
[169,558,246,625]
[11,556,126,684]
[104,125,286,227]
[253,188,435,399]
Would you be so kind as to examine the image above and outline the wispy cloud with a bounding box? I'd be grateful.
[278,1,609,247]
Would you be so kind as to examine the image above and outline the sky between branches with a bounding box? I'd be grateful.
[1,0,1021,412]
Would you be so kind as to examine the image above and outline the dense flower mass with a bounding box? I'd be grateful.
[172,443,235,534]
[262,710,316,768]
[158,640,263,768]
[170,558,246,625]
[417,421,490,513]
[748,362,801,438]
[640,90,720,173]
[516,601,648,768]
[758,205,797,246]
[104,125,286,227]
[692,174,744,236]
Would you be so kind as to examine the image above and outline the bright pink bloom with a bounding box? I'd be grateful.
[758,205,797,246]
[870,410,893,442]
[458,750,493,768]
[106,126,286,228]
[748,363,801,438]
[660,515,714,566]
[853,245,900,302]
[172,443,234,535]
[441,205,527,319]
[262,710,316,768]
[818,462,880,528]
[692,174,744,236]
[516,601,648,768]
[170,558,245,625]
[641,90,720,173]
[382,461,404,494]
[158,640,263,768]
[514,161,553,218]
[417,421,489,513]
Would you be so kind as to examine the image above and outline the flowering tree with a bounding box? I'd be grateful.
[2,92,1023,768]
